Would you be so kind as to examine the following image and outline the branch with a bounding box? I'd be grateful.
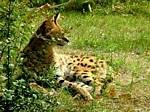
[36,1,72,11]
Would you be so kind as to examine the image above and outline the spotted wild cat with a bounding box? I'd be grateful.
[22,13,115,100]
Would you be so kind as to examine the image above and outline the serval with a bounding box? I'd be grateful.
[22,13,115,100]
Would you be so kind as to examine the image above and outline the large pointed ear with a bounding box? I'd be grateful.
[52,13,60,23]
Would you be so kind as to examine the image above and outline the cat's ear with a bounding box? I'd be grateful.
[52,13,60,23]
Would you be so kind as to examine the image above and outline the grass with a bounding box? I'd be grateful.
[0,0,150,111]
[53,52,150,112]
[61,11,150,53]
[54,2,150,111]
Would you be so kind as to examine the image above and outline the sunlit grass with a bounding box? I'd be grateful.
[61,11,150,53]
[55,2,150,111]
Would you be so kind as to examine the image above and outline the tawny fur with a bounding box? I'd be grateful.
[22,13,115,100]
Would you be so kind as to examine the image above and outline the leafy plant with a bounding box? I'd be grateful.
[0,79,57,111]
[0,0,58,111]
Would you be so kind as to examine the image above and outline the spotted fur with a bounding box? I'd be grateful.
[22,13,114,100]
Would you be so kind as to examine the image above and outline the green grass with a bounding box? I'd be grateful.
[61,11,150,53]
[55,2,150,111]
[0,0,150,111]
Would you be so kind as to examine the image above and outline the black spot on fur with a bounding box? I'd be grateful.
[101,79,106,83]
[81,63,84,66]
[84,63,87,67]
[99,61,103,63]
[69,83,72,87]
[73,66,77,69]
[83,75,89,78]
[91,66,96,69]
[89,59,93,62]
[91,70,96,74]
[75,70,79,72]
[107,77,113,83]
[84,70,88,72]
[59,80,64,84]
[65,76,70,80]
[74,55,78,58]
[73,75,76,80]
[86,80,92,85]
[77,58,80,61]
[87,65,91,68]
[81,72,87,75]
[85,56,89,59]
[68,63,72,65]
[96,65,99,67]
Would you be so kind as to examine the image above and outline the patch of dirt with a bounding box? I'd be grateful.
[107,53,150,111]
